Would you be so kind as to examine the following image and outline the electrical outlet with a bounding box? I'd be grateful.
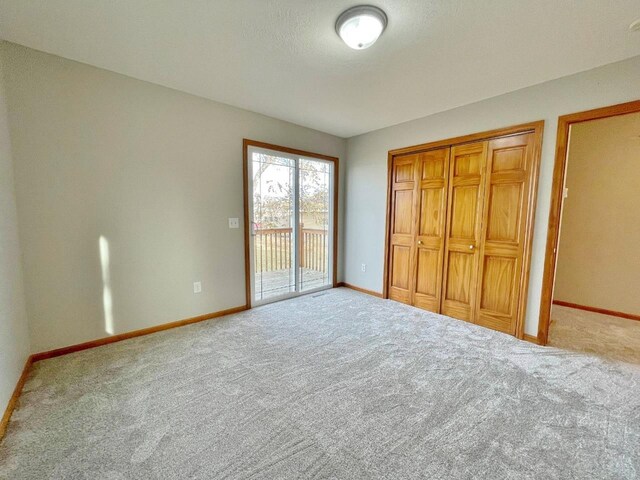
[228,217,239,229]
[193,281,202,294]
[361,263,366,272]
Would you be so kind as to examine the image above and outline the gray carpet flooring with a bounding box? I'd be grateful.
[0,288,638,479]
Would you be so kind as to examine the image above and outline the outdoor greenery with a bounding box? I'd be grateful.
[252,155,329,230]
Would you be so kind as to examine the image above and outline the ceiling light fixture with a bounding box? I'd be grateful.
[335,5,387,50]
[630,18,640,32]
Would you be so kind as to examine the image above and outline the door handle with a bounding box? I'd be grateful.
[469,245,475,250]
[417,240,423,245]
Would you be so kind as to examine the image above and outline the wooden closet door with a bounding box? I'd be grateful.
[412,148,450,312]
[388,154,418,304]
[440,142,488,321]
[475,133,535,334]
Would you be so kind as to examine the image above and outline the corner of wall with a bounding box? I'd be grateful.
[0,44,32,418]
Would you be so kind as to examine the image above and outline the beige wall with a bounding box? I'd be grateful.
[0,51,30,414]
[0,42,346,353]
[343,54,640,336]
[553,113,640,314]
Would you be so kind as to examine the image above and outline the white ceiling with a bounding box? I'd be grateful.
[0,1,639,138]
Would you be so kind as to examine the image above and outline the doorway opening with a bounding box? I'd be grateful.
[539,100,640,361]
[243,140,338,307]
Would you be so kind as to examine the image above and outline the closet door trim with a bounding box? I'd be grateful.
[388,122,544,158]
[383,121,544,340]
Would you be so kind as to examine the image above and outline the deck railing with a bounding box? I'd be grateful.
[300,228,328,273]
[254,227,328,273]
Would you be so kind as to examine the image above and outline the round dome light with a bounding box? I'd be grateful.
[335,5,387,50]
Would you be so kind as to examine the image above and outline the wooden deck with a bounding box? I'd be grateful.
[254,268,329,301]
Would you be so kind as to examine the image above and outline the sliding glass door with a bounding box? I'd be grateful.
[247,144,335,306]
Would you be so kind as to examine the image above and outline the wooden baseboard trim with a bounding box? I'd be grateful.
[0,355,33,443]
[553,300,640,322]
[337,282,383,298]
[523,334,543,346]
[1,305,247,444]
[32,305,248,363]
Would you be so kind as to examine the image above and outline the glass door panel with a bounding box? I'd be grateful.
[251,150,296,303]
[248,146,334,306]
[299,158,332,291]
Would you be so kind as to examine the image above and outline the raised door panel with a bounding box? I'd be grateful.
[486,183,523,243]
[450,186,479,239]
[412,148,450,312]
[444,251,473,303]
[419,188,443,237]
[440,142,487,321]
[393,190,414,235]
[480,256,516,314]
[415,249,439,297]
[475,133,534,335]
[391,245,411,290]
[388,155,418,304]
[395,161,414,183]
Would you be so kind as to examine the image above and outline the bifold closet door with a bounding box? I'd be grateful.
[412,148,450,312]
[388,154,418,304]
[386,127,541,337]
[440,141,488,322]
[474,133,536,334]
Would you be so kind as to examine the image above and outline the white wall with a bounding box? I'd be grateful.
[0,42,346,352]
[0,50,30,414]
[344,55,640,337]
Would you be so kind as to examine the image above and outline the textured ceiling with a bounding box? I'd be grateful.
[0,0,639,137]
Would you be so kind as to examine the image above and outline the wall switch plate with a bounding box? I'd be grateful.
[361,263,366,272]
[563,187,569,199]
[193,281,202,294]
[228,217,239,229]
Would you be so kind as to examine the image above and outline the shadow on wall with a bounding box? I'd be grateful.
[99,235,114,335]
